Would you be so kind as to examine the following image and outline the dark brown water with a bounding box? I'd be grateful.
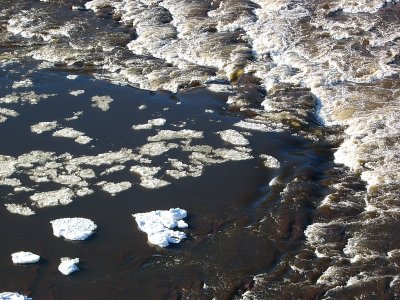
[1,0,400,299]
[0,63,334,299]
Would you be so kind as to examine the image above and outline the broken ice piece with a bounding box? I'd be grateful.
[51,218,97,241]
[0,292,31,300]
[133,208,188,248]
[11,251,40,264]
[58,257,79,275]
[260,154,280,168]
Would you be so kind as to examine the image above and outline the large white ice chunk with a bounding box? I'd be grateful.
[58,257,79,275]
[51,217,97,241]
[133,208,188,248]
[217,129,249,146]
[11,251,40,264]
[30,188,74,208]
[0,292,31,300]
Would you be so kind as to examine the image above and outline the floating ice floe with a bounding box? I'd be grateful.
[98,181,132,195]
[133,208,188,248]
[12,79,33,89]
[147,129,203,141]
[30,121,58,134]
[130,166,171,189]
[132,118,166,130]
[260,154,280,168]
[52,127,92,144]
[139,142,178,156]
[0,292,31,300]
[30,188,74,208]
[91,95,113,111]
[66,75,78,80]
[58,257,79,275]
[51,217,97,241]
[69,90,85,96]
[217,129,249,146]
[5,204,35,216]
[11,251,40,264]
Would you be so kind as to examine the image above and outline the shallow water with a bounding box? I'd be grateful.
[0,0,400,299]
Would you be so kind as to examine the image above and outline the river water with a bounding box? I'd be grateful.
[0,0,399,299]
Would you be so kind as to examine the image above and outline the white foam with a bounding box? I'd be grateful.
[50,217,97,240]
[133,208,188,247]
[58,257,79,275]
[11,251,40,264]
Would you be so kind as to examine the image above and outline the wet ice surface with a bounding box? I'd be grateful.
[58,257,79,275]
[0,293,31,300]
[51,218,97,241]
[133,208,188,248]
[0,64,329,298]
[11,252,40,264]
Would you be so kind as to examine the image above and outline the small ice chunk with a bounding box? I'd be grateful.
[31,121,58,134]
[66,75,78,80]
[91,95,113,111]
[148,129,203,141]
[0,292,31,300]
[52,127,84,139]
[139,142,178,156]
[51,217,97,240]
[65,111,83,121]
[133,208,188,247]
[5,204,35,216]
[140,178,170,189]
[217,129,249,146]
[260,154,280,168]
[12,79,33,89]
[205,109,214,113]
[30,188,74,208]
[11,251,40,264]
[138,104,147,110]
[75,135,92,144]
[100,181,131,195]
[132,118,166,130]
[69,90,85,96]
[58,257,79,275]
